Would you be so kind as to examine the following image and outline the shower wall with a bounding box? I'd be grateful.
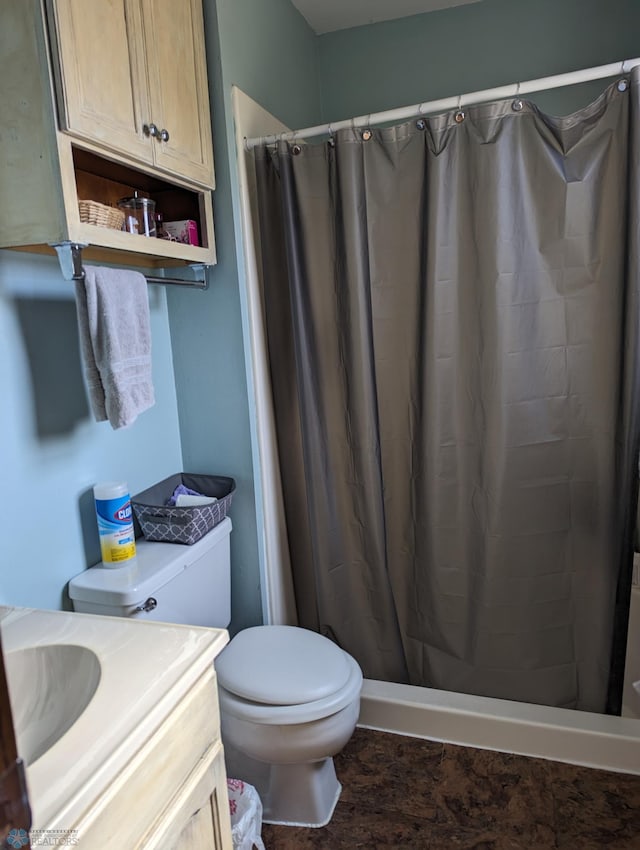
[168,0,323,635]
[317,0,640,121]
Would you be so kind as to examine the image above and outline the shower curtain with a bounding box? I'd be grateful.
[253,70,640,713]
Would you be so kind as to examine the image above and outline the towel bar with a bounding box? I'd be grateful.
[51,242,210,290]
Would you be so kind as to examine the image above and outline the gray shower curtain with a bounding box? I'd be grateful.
[254,70,640,713]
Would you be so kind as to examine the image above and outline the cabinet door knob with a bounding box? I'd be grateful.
[144,123,159,137]
[160,128,170,142]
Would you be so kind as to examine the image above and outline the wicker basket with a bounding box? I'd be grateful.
[132,473,235,545]
[78,199,125,230]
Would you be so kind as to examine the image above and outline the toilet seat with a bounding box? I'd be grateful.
[216,625,352,704]
[216,626,363,725]
[218,652,362,725]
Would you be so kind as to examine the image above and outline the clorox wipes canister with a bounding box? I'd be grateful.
[93,482,137,567]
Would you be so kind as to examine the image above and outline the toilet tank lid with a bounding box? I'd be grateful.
[215,625,352,705]
[68,517,232,607]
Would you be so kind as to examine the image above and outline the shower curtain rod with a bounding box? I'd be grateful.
[245,56,640,149]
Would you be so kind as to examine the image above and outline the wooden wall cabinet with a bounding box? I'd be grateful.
[47,0,215,188]
[0,0,217,272]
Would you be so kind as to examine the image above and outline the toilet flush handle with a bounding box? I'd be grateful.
[135,597,158,613]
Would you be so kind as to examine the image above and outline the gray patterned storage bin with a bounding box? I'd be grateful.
[132,473,235,545]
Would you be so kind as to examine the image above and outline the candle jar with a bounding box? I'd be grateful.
[117,194,156,237]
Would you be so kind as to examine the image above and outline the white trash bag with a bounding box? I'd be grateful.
[227,779,266,850]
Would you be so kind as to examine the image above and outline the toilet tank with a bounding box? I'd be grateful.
[69,518,232,628]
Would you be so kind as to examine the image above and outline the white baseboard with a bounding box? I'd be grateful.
[358,679,640,775]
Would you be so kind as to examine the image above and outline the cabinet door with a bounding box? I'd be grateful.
[142,0,215,187]
[174,804,217,850]
[46,0,152,162]
[171,751,232,850]
[149,745,233,850]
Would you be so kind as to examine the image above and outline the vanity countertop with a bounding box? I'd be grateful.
[0,606,228,830]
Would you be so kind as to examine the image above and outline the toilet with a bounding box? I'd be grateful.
[68,518,362,828]
[216,624,362,826]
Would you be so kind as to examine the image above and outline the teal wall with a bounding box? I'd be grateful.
[318,0,640,121]
[0,251,183,610]
[167,0,321,633]
[0,0,321,627]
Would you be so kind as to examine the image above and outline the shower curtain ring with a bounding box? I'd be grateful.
[617,62,629,92]
[416,103,427,131]
[512,81,523,112]
[454,94,465,124]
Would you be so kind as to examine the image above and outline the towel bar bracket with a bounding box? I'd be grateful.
[52,241,87,281]
[50,241,211,290]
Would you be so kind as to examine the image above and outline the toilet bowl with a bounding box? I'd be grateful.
[215,625,363,827]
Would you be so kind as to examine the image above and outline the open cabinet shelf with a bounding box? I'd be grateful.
[65,147,216,267]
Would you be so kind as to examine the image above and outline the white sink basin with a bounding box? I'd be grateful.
[5,644,101,765]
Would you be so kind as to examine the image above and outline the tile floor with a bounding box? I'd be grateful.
[261,728,640,849]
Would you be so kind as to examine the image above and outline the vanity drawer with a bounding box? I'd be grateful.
[74,665,221,848]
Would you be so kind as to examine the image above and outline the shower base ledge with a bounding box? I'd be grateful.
[358,679,640,776]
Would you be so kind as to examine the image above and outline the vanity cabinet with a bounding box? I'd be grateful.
[73,665,233,850]
[47,0,215,188]
[0,0,216,271]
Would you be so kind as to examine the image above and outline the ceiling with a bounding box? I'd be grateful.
[290,0,482,35]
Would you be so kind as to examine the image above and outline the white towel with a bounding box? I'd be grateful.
[75,266,155,429]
